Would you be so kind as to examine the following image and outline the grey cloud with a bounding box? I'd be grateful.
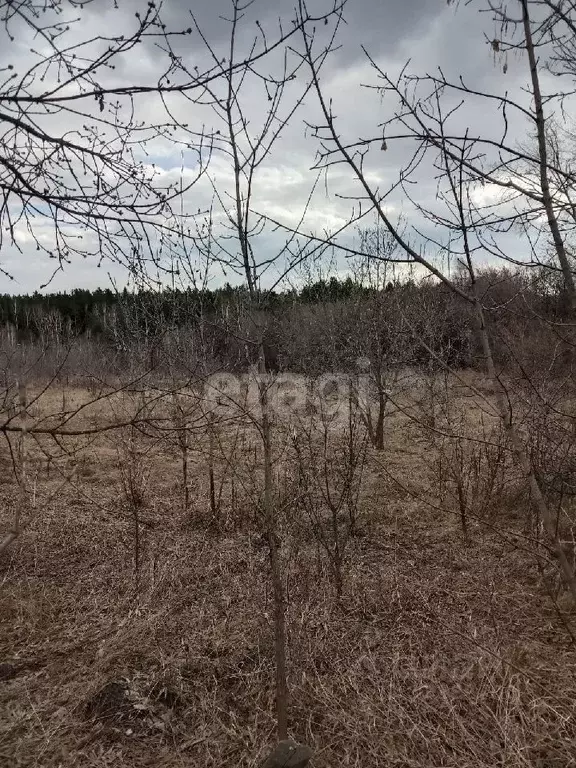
[91,0,447,73]
[0,0,556,293]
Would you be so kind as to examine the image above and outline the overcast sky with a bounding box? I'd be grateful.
[0,0,558,294]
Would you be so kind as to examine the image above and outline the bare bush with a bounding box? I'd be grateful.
[292,398,368,597]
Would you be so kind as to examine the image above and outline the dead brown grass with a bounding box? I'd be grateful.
[1,381,576,767]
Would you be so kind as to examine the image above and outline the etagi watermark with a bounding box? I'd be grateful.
[202,358,377,422]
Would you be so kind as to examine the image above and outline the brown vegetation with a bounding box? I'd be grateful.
[4,0,576,763]
[1,370,576,767]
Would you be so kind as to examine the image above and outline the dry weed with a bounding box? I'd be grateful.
[1,384,576,767]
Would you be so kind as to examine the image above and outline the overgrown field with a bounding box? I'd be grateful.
[1,373,576,767]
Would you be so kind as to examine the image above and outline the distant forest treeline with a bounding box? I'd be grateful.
[0,270,568,376]
[0,269,565,337]
[0,277,374,339]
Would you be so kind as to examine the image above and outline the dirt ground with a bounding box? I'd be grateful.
[1,379,576,767]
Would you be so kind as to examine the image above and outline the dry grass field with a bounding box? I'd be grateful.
[1,376,576,767]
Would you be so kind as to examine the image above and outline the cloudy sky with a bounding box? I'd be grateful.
[0,0,560,294]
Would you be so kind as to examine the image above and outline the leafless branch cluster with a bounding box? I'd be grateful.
[5,1,576,764]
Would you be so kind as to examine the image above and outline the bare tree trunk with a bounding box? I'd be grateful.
[259,362,289,741]
[225,2,257,299]
[374,377,387,451]
[208,413,218,522]
[521,0,576,313]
